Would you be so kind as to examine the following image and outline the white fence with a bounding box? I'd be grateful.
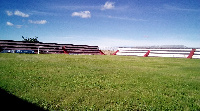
[116,48,200,59]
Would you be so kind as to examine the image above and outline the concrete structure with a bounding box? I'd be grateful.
[0,40,103,55]
[115,47,200,59]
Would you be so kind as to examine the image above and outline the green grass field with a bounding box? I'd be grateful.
[0,54,199,110]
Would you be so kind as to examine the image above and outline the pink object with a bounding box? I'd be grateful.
[62,46,68,54]
[187,49,196,59]
[144,50,150,57]
[99,50,105,55]
[112,50,119,55]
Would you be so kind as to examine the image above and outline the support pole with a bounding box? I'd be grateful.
[144,50,150,57]
[38,47,40,54]
[62,46,68,54]
[112,50,119,55]
[187,49,196,59]
[99,50,105,55]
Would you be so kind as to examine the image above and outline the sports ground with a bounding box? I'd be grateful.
[0,54,199,110]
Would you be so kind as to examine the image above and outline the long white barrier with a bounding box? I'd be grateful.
[116,48,200,59]
[193,49,200,59]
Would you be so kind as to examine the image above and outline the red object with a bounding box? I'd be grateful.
[143,50,150,57]
[187,49,196,59]
[112,50,119,55]
[62,46,69,54]
[99,50,105,55]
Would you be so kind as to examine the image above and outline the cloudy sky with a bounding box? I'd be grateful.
[1,0,200,48]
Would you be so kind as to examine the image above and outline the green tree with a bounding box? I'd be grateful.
[22,36,39,43]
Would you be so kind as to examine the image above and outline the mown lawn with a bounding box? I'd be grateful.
[0,54,199,110]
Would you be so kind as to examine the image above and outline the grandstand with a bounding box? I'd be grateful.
[0,40,103,55]
[114,46,200,59]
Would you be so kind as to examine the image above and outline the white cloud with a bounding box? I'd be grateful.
[15,25,22,28]
[6,11,13,16]
[72,11,91,18]
[6,22,22,28]
[108,16,147,21]
[14,10,29,17]
[56,5,100,11]
[30,10,54,16]
[6,22,14,26]
[101,1,115,10]
[28,20,47,24]
[164,4,199,12]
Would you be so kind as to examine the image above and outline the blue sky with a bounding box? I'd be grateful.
[1,0,200,48]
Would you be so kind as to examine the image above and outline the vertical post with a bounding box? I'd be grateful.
[38,46,43,54]
[38,47,40,54]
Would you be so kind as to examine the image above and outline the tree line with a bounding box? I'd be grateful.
[22,36,39,43]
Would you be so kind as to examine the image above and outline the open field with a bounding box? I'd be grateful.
[0,54,200,110]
